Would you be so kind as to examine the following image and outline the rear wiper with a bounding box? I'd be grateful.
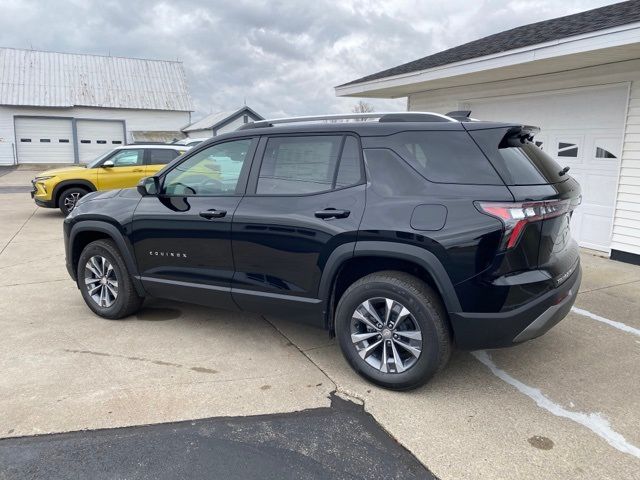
[558,166,570,176]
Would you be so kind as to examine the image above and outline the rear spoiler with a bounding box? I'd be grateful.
[499,125,541,148]
[445,110,472,121]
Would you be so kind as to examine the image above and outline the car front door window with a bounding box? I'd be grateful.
[110,149,143,167]
[162,139,252,196]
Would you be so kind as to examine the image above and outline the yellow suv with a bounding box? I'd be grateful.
[31,145,189,214]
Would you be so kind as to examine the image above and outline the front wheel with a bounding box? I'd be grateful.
[335,271,452,390]
[77,239,144,319]
[58,187,88,215]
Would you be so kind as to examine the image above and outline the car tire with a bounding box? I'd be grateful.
[77,239,144,320]
[58,187,88,215]
[335,271,452,390]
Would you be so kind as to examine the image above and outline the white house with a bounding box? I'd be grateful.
[182,106,264,139]
[336,1,640,265]
[0,47,193,165]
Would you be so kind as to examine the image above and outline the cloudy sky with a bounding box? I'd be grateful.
[0,0,621,119]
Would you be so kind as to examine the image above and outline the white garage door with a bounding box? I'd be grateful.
[466,84,628,252]
[15,117,74,164]
[76,120,125,164]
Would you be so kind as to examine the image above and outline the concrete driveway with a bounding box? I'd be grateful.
[1,167,639,479]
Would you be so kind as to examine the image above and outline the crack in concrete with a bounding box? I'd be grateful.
[579,278,640,294]
[261,316,338,392]
[63,349,219,375]
[0,206,37,256]
[0,166,17,178]
[0,278,67,288]
[259,316,369,408]
[0,254,64,270]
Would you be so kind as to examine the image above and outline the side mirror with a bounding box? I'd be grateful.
[102,160,114,168]
[137,176,159,196]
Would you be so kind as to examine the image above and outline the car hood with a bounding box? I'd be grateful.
[77,188,123,204]
[36,166,88,177]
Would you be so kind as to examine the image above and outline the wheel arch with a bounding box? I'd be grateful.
[52,180,96,207]
[319,241,461,332]
[69,221,145,297]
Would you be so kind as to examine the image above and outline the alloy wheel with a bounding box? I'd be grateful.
[63,192,81,212]
[350,297,423,373]
[84,255,118,308]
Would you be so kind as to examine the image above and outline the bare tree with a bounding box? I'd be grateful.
[351,101,375,122]
[352,101,375,114]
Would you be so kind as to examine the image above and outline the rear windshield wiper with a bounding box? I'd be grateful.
[558,166,570,176]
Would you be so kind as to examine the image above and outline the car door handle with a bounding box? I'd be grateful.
[199,209,227,219]
[132,168,144,172]
[314,208,350,219]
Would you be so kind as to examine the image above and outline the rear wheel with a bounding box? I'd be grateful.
[77,239,143,319]
[58,186,89,215]
[335,271,451,390]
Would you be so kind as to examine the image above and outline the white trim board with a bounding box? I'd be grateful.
[336,22,640,97]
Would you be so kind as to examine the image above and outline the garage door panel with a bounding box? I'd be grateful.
[583,173,618,207]
[550,133,585,166]
[15,117,74,164]
[579,213,614,248]
[76,120,125,164]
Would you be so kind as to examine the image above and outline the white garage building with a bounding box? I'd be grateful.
[0,47,193,166]
[336,1,640,264]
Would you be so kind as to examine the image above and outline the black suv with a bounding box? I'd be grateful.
[63,112,582,390]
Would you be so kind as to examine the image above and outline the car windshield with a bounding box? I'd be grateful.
[84,150,115,168]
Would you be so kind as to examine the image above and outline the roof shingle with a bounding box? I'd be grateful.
[339,0,640,88]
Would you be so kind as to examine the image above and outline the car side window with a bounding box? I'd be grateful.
[111,149,144,167]
[162,139,252,196]
[149,149,181,165]
[256,135,361,195]
[335,136,363,187]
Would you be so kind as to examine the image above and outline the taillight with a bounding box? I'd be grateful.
[475,200,572,249]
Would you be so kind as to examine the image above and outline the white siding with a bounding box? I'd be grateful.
[215,115,248,135]
[612,81,640,255]
[186,128,213,139]
[0,105,190,165]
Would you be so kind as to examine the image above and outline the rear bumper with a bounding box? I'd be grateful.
[450,263,581,350]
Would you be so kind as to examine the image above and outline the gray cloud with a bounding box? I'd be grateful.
[0,0,619,119]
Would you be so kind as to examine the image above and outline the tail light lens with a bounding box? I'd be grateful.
[475,199,573,249]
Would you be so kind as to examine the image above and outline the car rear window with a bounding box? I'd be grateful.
[495,143,566,185]
[149,149,180,165]
[378,131,502,185]
[469,128,567,185]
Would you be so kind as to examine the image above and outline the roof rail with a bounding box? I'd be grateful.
[237,111,458,130]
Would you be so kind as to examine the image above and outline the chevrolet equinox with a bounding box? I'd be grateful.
[63,111,582,390]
